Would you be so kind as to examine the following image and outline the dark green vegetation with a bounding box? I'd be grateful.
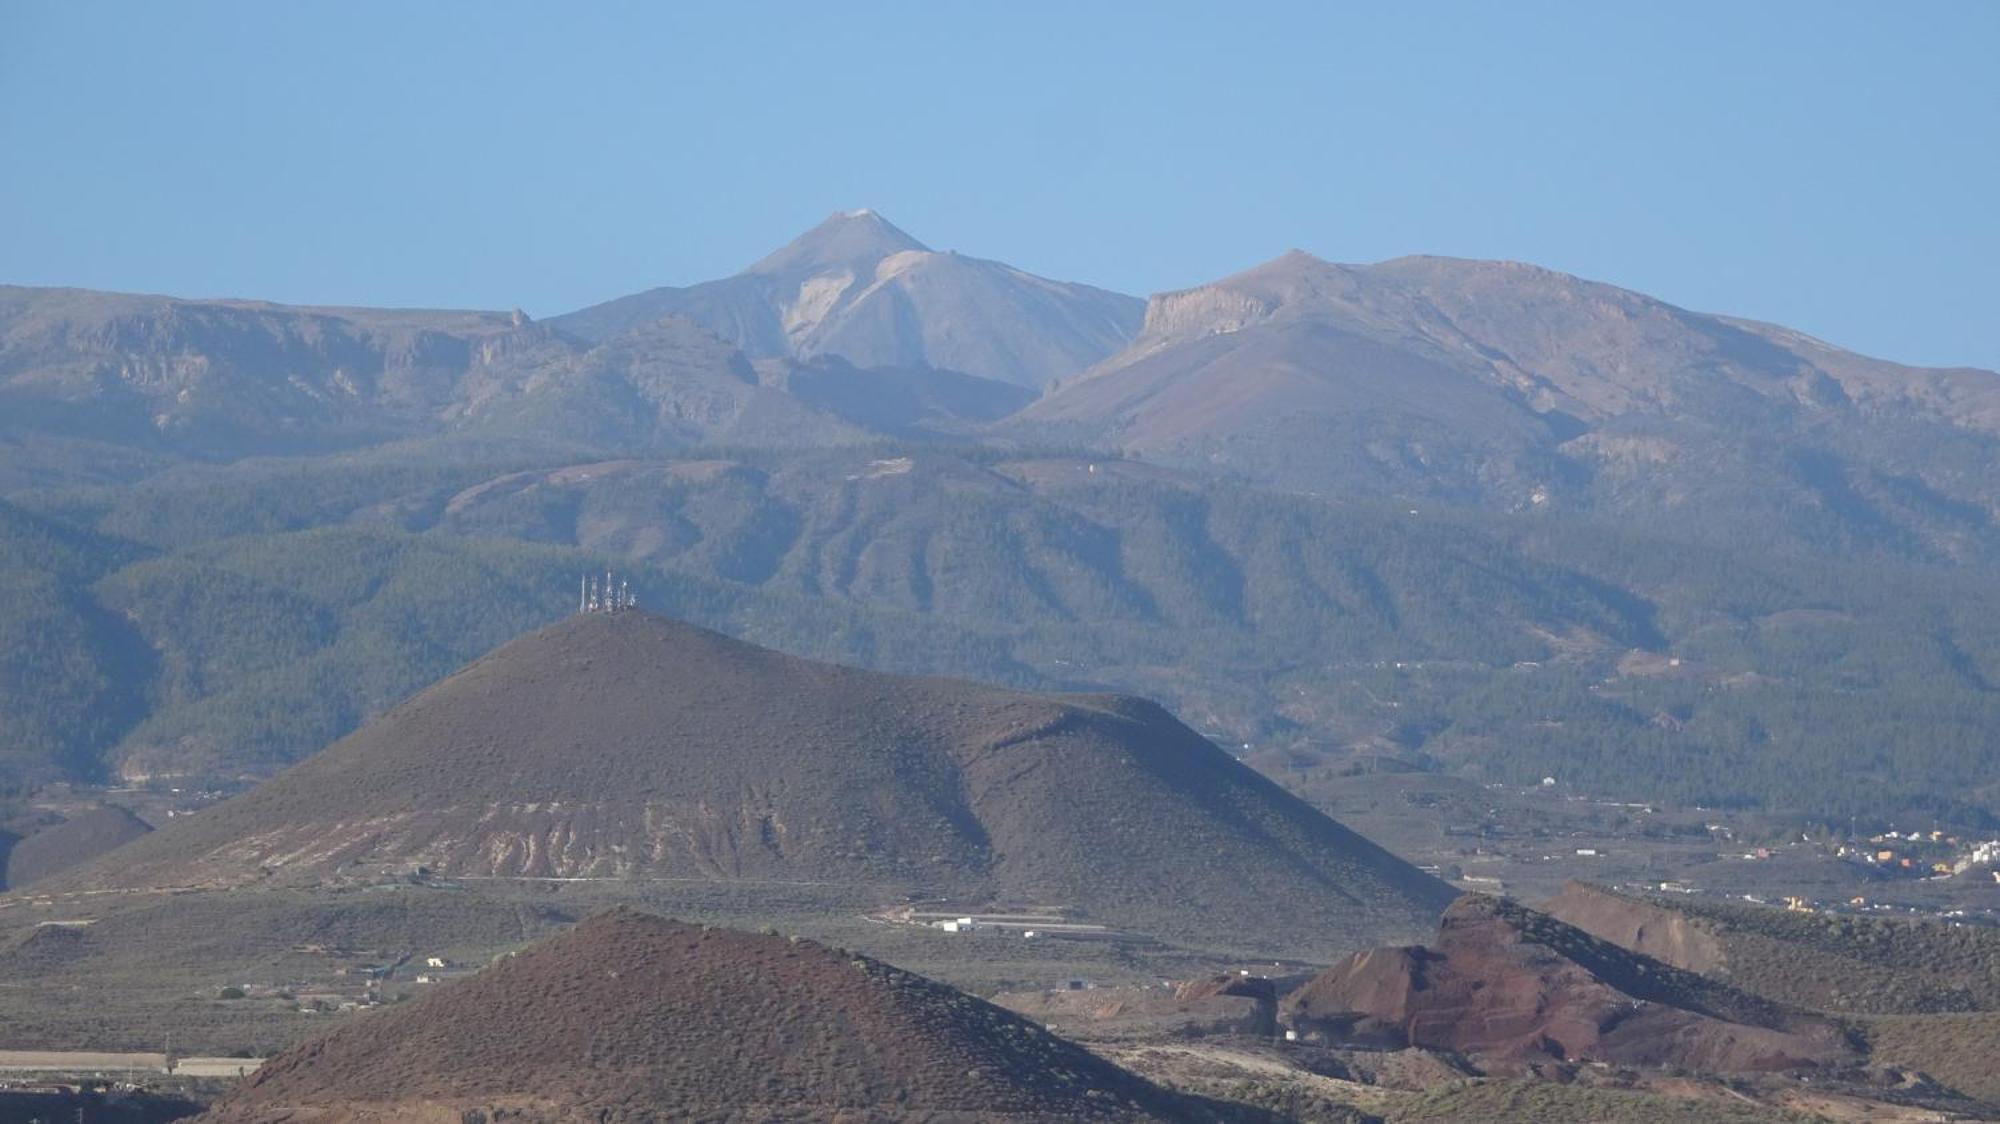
[0,498,150,784]
[8,222,2000,833]
[6,439,2000,828]
[0,1088,202,1123]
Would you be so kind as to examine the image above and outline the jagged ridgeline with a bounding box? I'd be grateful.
[54,611,1454,955]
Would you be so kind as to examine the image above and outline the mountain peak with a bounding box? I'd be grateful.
[1226,248,1340,285]
[740,209,930,278]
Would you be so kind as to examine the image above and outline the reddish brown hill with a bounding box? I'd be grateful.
[199,909,1231,1123]
[2,804,152,889]
[1281,895,1857,1073]
[55,611,1452,955]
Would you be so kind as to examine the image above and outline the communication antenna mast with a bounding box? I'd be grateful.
[578,569,638,615]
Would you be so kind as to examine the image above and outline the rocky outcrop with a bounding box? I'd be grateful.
[1542,880,1729,976]
[1281,895,1857,1073]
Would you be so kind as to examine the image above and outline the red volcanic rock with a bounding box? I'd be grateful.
[1282,895,1858,1073]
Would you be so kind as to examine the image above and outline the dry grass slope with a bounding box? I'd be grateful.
[1548,882,2000,1015]
[62,612,1452,956]
[199,910,1243,1123]
[1864,1012,2000,1107]
[2,804,152,889]
[1380,1079,1822,1124]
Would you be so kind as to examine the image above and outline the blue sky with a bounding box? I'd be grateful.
[3,1,1996,369]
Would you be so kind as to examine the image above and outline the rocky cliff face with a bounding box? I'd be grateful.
[1541,881,1730,976]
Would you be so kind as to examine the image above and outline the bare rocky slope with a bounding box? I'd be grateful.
[1282,894,1858,1073]
[1017,252,2000,561]
[0,284,1023,461]
[198,909,1242,1123]
[56,611,1454,955]
[553,210,1144,388]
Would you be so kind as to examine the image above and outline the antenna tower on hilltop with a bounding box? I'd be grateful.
[578,569,637,615]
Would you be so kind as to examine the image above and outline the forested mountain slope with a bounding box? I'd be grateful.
[5,443,2000,824]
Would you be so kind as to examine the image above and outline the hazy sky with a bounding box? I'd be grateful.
[3,2,1996,369]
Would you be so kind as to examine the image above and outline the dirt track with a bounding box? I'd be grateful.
[0,1049,261,1076]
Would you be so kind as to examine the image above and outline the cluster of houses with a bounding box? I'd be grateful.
[1835,830,2000,880]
